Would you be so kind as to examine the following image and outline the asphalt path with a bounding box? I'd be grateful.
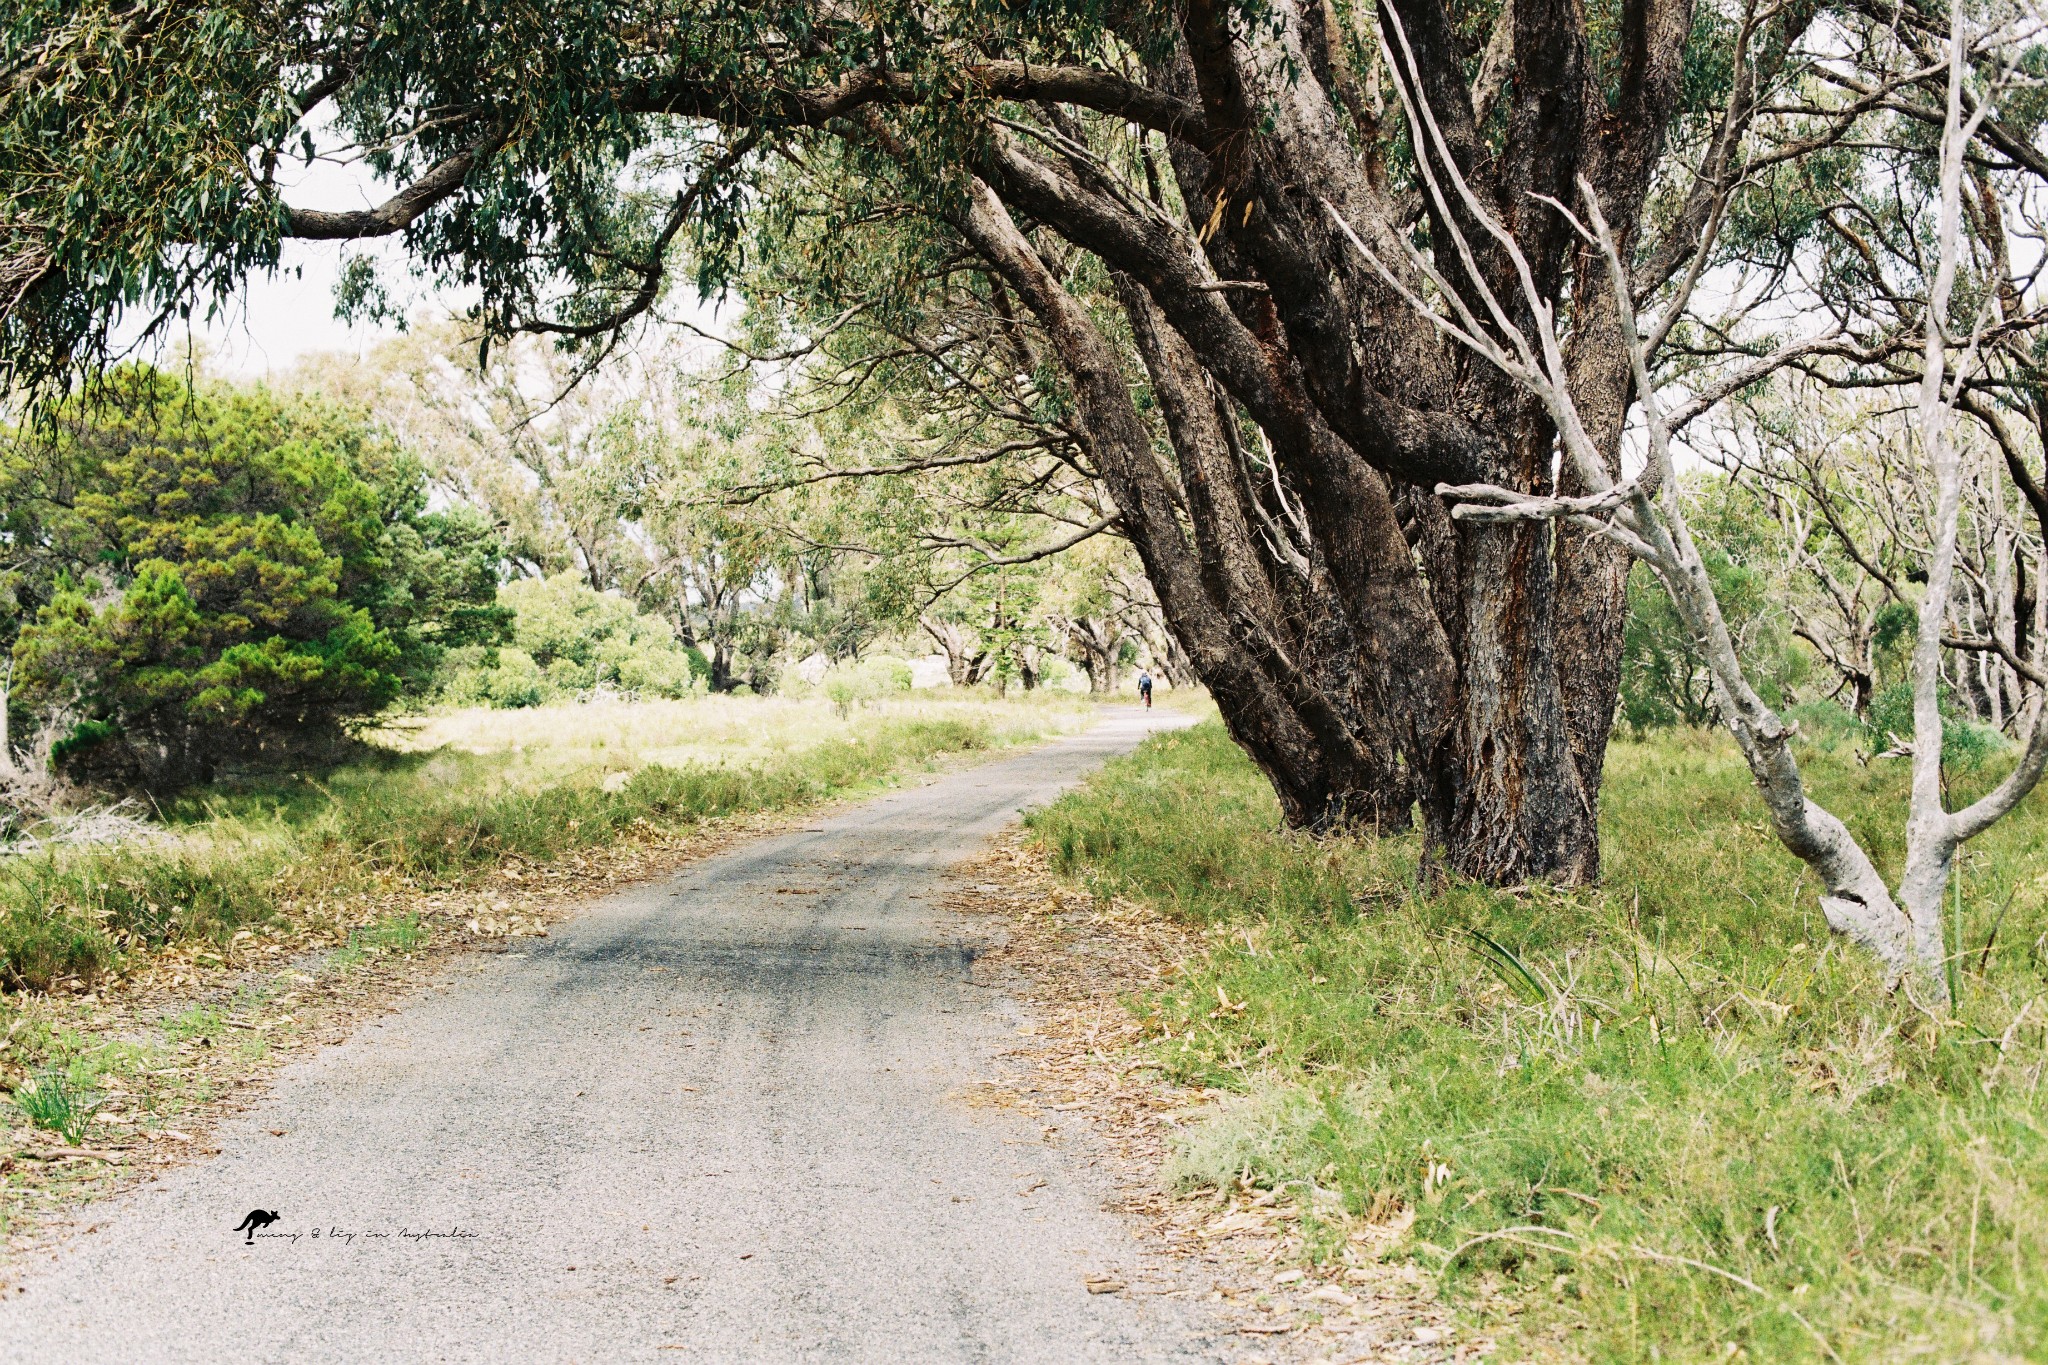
[0,706,1228,1365]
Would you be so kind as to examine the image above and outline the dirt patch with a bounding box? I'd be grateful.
[949,831,1487,1365]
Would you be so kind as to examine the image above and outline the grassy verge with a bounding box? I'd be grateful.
[1026,720,2048,1364]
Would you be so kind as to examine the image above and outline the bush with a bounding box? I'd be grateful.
[1783,698,1867,752]
[1864,680,2006,769]
[821,656,913,717]
[437,574,704,707]
[440,647,546,708]
[4,366,507,787]
[0,841,279,991]
[1620,477,1804,731]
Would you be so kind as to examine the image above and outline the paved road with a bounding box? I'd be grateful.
[0,708,1225,1365]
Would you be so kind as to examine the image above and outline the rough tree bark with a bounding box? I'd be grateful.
[952,181,1420,829]
[1062,616,1124,694]
[919,615,989,688]
[932,0,1689,877]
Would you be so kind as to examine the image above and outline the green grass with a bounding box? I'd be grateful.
[1027,721,2048,1364]
[0,703,1078,994]
[12,1069,99,1145]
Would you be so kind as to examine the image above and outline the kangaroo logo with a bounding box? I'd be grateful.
[234,1210,280,1244]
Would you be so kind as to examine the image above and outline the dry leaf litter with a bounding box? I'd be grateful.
[950,830,1489,1365]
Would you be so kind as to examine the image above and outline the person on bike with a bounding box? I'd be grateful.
[1137,670,1153,708]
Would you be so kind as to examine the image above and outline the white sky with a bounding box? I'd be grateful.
[111,146,424,377]
[162,243,411,377]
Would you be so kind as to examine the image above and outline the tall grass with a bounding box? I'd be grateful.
[1,699,1082,993]
[1028,721,2048,1364]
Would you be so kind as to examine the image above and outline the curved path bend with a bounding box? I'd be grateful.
[0,708,1227,1365]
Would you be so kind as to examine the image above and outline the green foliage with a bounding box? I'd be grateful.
[11,1069,99,1145]
[0,3,308,395]
[47,719,119,767]
[1864,681,2007,771]
[1029,721,2048,1363]
[438,572,705,706]
[0,840,282,992]
[4,366,507,784]
[1621,477,1805,731]
[1,0,1018,399]
[1783,698,1869,753]
[820,656,914,717]
[1870,600,1917,657]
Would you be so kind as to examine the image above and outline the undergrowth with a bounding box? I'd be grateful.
[1028,721,2048,1364]
[11,1069,99,1145]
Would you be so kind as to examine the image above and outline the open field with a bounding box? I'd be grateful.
[373,692,1095,778]
[1027,718,2048,1364]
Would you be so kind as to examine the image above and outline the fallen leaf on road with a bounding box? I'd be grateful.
[1084,1275,1125,1294]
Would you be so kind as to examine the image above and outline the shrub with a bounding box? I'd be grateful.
[821,656,913,717]
[4,366,507,787]
[1619,478,1804,731]
[1865,680,2007,766]
[0,909,112,993]
[1783,698,1867,752]
[12,1069,99,1144]
[438,573,704,706]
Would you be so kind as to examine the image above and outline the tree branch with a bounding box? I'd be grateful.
[284,126,506,239]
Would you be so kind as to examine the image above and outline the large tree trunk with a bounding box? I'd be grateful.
[1435,518,1599,883]
[1124,280,1419,830]
[957,181,1423,831]
[949,0,1698,881]
[1064,617,1122,693]
[920,614,987,688]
